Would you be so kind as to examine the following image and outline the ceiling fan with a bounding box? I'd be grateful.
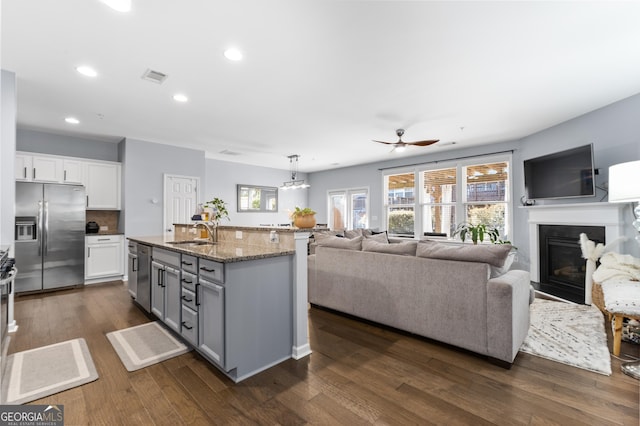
[372,129,439,152]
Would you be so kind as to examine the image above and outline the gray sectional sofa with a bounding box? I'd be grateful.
[307,236,532,365]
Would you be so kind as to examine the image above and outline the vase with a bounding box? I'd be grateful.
[294,215,316,229]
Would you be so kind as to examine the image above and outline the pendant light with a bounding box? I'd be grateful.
[280,155,310,190]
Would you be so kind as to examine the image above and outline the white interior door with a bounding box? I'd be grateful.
[164,174,199,234]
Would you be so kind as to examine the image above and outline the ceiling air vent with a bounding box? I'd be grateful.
[141,68,168,84]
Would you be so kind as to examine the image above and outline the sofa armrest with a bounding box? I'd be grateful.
[486,269,531,363]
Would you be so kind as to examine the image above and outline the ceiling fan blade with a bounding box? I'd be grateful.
[372,140,397,145]
[406,139,439,146]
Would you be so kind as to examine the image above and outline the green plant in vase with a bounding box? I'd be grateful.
[290,207,317,229]
[452,222,511,245]
[204,197,230,226]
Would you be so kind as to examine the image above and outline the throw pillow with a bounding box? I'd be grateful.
[362,239,417,256]
[416,240,513,267]
[489,250,516,278]
[316,235,363,250]
[344,229,363,239]
[364,232,389,243]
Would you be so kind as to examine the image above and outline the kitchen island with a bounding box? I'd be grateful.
[127,233,309,382]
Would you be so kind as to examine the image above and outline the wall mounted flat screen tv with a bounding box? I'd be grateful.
[524,144,595,200]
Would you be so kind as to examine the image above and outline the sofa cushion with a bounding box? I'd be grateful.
[362,239,416,256]
[416,240,513,267]
[364,232,389,243]
[315,234,363,250]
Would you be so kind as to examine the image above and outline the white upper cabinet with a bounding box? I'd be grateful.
[15,154,32,181]
[15,151,122,210]
[63,158,84,184]
[85,161,121,210]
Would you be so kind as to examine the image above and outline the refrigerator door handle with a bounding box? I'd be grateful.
[44,201,50,256]
[37,200,43,257]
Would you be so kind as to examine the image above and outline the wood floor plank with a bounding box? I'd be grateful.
[7,282,639,425]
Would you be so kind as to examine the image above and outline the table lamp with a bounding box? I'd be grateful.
[608,159,640,379]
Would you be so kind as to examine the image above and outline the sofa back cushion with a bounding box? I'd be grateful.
[362,239,417,256]
[416,240,513,267]
[315,234,363,250]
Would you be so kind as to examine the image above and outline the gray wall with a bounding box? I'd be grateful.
[17,128,120,161]
[308,92,640,268]
[119,138,206,237]
[1,70,17,251]
[205,159,308,227]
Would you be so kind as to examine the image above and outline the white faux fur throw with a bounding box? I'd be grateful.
[592,252,640,283]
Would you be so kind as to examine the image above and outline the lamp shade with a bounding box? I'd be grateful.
[609,160,640,202]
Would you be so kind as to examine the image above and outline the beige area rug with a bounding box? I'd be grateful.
[520,299,612,375]
[106,321,190,372]
[1,338,98,405]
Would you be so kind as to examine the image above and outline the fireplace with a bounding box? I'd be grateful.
[538,225,605,304]
[526,202,626,304]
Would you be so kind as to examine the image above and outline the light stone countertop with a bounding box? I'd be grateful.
[127,235,295,263]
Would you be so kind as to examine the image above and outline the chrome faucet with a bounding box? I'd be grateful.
[193,222,216,243]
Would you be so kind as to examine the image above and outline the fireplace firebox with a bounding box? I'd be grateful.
[537,225,605,304]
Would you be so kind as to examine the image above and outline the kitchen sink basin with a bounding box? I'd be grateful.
[167,240,215,246]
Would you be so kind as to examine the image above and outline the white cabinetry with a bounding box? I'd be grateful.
[15,152,121,210]
[15,154,32,181]
[85,235,124,283]
[63,159,84,184]
[85,162,121,209]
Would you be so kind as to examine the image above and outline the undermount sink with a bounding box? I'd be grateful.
[167,240,215,246]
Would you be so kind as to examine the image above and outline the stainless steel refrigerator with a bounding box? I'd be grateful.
[15,182,86,293]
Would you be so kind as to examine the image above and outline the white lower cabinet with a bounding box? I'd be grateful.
[85,235,124,282]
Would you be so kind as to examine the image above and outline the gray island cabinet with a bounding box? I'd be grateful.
[127,236,297,383]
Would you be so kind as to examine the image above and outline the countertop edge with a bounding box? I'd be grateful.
[127,236,295,263]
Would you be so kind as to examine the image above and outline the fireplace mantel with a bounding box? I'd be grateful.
[524,202,626,302]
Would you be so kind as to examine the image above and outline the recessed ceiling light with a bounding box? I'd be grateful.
[224,48,243,61]
[65,117,80,124]
[100,0,131,12]
[173,94,188,103]
[76,66,98,77]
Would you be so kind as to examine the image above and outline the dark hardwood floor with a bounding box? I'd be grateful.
[9,281,639,425]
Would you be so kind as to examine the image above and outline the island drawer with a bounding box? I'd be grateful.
[181,254,198,274]
[180,271,197,292]
[181,287,197,311]
[181,305,198,346]
[199,258,224,283]
[153,248,180,268]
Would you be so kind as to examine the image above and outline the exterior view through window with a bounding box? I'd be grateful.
[384,157,510,239]
[328,188,369,230]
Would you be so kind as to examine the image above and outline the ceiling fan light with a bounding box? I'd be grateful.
[394,145,406,153]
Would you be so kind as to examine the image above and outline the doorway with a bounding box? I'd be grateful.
[163,175,199,235]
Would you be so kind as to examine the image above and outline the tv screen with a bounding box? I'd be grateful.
[524,144,595,200]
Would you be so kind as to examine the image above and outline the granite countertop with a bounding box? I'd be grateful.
[127,235,295,263]
[173,224,327,233]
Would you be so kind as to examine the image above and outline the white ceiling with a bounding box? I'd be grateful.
[3,1,640,172]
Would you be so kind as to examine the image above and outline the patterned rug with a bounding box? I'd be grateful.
[520,299,612,375]
[107,322,190,371]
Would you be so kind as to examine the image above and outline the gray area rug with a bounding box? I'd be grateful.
[520,299,612,375]
[1,338,98,405]
[106,321,190,371]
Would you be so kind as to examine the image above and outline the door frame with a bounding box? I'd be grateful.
[163,174,200,234]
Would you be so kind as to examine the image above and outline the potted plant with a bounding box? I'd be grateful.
[452,222,511,245]
[290,207,317,229]
[204,197,230,226]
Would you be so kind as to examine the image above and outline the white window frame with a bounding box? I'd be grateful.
[327,187,370,231]
[383,153,513,239]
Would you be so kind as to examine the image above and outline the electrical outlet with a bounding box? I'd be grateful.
[189,228,196,234]
[100,225,108,231]
[236,230,243,239]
